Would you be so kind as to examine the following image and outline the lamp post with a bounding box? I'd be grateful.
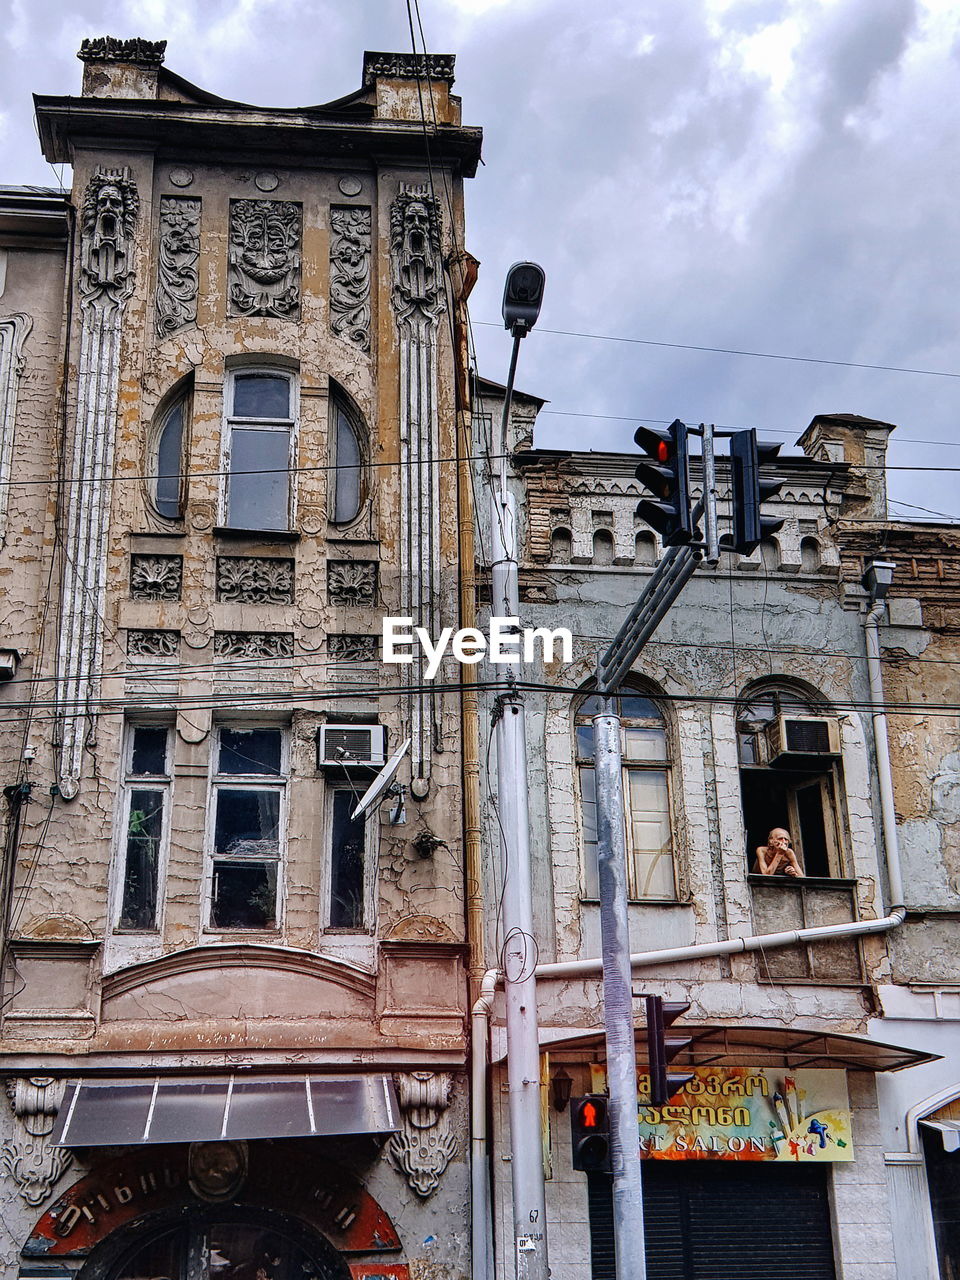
[490,262,548,1280]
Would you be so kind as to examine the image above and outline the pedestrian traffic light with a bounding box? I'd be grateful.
[644,995,693,1107]
[570,1094,612,1172]
[725,428,785,555]
[634,419,694,546]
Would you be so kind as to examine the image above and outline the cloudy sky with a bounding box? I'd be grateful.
[2,0,958,521]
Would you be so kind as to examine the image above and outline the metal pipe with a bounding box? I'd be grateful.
[472,969,500,1280]
[600,551,701,692]
[864,598,905,910]
[594,707,646,1280]
[701,423,719,564]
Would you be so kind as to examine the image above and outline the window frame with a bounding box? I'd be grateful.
[113,724,173,934]
[221,367,298,532]
[324,785,373,932]
[204,724,288,934]
[575,690,677,903]
[328,386,367,527]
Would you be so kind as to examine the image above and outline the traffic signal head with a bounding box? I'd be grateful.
[725,428,785,555]
[644,995,693,1107]
[570,1094,612,1173]
[634,419,694,546]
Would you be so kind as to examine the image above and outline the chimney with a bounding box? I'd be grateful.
[797,413,895,521]
[77,37,166,100]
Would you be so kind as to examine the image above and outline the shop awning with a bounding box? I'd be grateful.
[51,1074,400,1147]
[492,1022,939,1073]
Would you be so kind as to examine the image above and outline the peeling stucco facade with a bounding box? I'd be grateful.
[0,41,480,1280]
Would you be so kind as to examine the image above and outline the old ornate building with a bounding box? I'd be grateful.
[472,400,952,1280]
[0,39,482,1280]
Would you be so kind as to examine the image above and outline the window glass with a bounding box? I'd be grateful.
[209,727,285,931]
[118,726,170,931]
[575,691,674,901]
[155,400,185,518]
[219,728,282,776]
[228,428,290,530]
[233,373,290,419]
[329,791,366,929]
[333,405,363,523]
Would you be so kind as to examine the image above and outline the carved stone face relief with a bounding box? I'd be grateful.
[390,187,444,323]
[79,168,139,307]
[228,199,302,318]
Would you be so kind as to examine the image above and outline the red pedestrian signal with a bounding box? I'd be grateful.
[570,1094,612,1173]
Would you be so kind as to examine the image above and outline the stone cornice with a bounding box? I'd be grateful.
[77,36,166,66]
[34,96,483,176]
[364,51,456,84]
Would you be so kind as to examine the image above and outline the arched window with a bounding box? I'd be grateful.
[575,690,675,901]
[329,388,365,525]
[737,683,844,878]
[149,392,189,519]
[225,369,295,531]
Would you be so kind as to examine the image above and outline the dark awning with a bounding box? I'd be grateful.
[51,1074,400,1147]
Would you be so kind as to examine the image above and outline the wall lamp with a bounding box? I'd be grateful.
[551,1068,573,1112]
[862,560,896,605]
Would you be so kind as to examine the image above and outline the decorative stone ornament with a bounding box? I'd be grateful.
[214,631,294,659]
[188,1141,248,1202]
[228,199,302,318]
[0,313,32,541]
[78,36,166,65]
[216,556,294,604]
[156,196,201,336]
[328,560,377,605]
[56,167,140,799]
[1,1076,72,1207]
[329,634,377,662]
[330,206,371,351]
[363,51,456,83]
[389,184,446,786]
[388,1071,457,1197]
[130,554,182,600]
[127,629,180,658]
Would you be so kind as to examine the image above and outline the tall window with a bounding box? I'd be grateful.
[328,790,367,929]
[576,692,675,901]
[737,684,843,877]
[209,727,285,930]
[329,390,364,525]
[225,371,295,530]
[150,393,189,519]
[118,725,171,930]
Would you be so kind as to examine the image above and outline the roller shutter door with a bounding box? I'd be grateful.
[587,1162,836,1279]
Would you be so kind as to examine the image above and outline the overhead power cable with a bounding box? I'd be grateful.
[473,320,960,381]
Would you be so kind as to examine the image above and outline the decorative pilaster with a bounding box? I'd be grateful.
[387,1071,457,1197]
[0,313,32,542]
[56,168,139,799]
[1,1077,72,1207]
[390,185,445,788]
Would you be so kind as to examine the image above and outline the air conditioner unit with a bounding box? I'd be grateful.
[317,724,386,768]
[765,714,841,763]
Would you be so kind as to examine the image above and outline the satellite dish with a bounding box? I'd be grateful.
[351,738,411,821]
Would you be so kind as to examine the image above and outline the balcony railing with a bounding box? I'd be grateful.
[748,874,865,985]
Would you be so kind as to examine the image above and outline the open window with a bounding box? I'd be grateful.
[575,689,676,901]
[329,385,366,525]
[738,685,844,878]
[117,724,171,931]
[208,726,286,930]
[224,369,296,531]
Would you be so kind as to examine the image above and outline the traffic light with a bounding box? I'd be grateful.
[634,419,694,546]
[570,1094,612,1172]
[644,995,693,1107]
[726,428,785,555]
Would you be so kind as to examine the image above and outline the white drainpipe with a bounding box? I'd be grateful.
[470,570,906,1280]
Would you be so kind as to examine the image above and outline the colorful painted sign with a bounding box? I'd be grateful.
[636,1067,853,1162]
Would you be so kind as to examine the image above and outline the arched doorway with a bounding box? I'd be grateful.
[77,1205,351,1280]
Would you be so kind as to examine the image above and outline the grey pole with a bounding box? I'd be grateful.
[594,702,646,1280]
[490,309,548,1280]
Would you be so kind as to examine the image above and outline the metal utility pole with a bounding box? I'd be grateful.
[489,262,548,1280]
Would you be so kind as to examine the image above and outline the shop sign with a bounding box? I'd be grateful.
[637,1067,853,1162]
